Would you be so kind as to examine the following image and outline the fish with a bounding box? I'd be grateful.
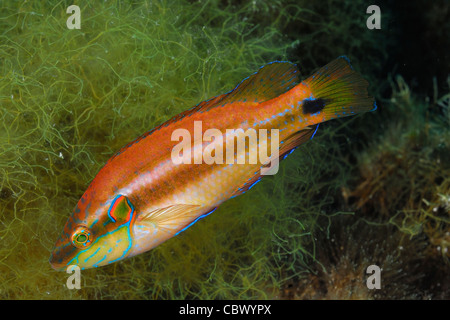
[49,56,375,270]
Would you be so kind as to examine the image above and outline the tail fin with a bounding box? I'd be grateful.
[302,56,376,121]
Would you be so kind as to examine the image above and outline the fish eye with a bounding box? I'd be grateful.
[71,226,93,249]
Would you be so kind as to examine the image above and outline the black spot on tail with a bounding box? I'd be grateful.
[302,98,326,114]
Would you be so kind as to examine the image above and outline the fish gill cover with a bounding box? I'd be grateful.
[0,0,448,299]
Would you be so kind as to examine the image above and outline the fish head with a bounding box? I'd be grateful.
[49,191,138,271]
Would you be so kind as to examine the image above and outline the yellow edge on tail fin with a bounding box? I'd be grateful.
[302,56,376,121]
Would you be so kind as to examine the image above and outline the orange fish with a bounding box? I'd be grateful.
[50,56,375,270]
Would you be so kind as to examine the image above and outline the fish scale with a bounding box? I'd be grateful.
[50,57,375,270]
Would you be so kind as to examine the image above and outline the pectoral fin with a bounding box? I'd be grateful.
[138,204,202,231]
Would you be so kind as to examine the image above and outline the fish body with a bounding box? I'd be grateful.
[50,57,375,270]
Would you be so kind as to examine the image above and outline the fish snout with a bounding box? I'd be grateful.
[49,248,68,271]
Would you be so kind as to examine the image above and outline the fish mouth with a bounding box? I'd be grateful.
[49,245,72,271]
[49,253,68,271]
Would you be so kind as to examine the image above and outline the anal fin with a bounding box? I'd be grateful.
[230,173,263,199]
[277,125,318,160]
[230,125,318,198]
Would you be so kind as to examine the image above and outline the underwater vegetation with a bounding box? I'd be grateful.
[350,75,450,262]
[0,0,448,299]
[278,77,450,299]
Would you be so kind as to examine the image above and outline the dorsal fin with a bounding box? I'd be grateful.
[109,62,300,161]
[230,125,317,198]
[172,61,300,116]
[180,61,300,115]
[221,61,300,105]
